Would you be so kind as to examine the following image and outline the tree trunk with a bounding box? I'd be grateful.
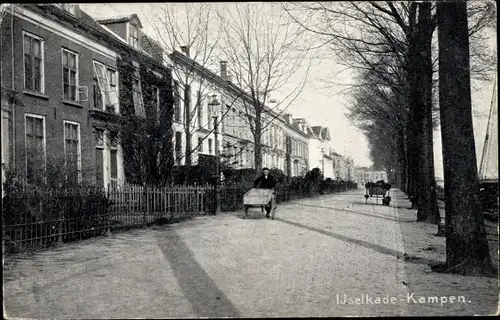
[184,85,192,166]
[437,1,495,276]
[254,107,262,172]
[398,132,407,191]
[416,2,440,224]
[407,36,419,202]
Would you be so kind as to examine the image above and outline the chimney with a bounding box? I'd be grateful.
[180,45,190,57]
[220,61,228,80]
[283,113,293,124]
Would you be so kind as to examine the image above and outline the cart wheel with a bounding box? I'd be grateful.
[243,206,248,219]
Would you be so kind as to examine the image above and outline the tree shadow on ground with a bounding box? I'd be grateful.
[156,230,240,318]
[274,217,441,266]
[295,203,416,223]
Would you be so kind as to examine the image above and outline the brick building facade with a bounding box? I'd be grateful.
[1,4,173,188]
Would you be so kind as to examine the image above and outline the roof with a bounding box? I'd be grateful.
[311,126,331,141]
[95,13,143,28]
[31,5,169,73]
[311,126,322,136]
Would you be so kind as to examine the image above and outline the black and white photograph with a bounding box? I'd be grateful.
[1,1,498,318]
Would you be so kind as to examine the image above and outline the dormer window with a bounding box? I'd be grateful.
[55,4,77,15]
[129,24,140,49]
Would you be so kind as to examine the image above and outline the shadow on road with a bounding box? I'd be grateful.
[274,217,441,266]
[295,203,415,223]
[156,231,240,318]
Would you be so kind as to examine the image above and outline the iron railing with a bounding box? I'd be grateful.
[3,182,357,254]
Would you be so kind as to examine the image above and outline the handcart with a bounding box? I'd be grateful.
[364,182,391,206]
[243,188,277,219]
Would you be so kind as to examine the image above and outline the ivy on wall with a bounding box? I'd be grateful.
[115,53,175,186]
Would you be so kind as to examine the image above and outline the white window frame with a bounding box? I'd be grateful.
[109,147,119,189]
[129,23,140,49]
[92,60,119,113]
[132,77,145,117]
[107,67,119,113]
[24,113,47,181]
[61,48,79,102]
[22,31,45,94]
[95,128,105,149]
[63,120,82,182]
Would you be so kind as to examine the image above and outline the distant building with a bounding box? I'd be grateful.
[356,169,388,186]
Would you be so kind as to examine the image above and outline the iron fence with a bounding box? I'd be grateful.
[3,181,357,254]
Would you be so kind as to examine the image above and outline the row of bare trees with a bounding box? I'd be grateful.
[134,2,496,275]
[284,1,496,276]
[148,3,313,173]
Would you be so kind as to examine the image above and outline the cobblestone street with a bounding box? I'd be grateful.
[3,189,498,318]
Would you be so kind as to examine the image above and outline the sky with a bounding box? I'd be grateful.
[79,3,497,173]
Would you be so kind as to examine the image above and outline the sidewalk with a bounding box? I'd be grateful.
[2,189,498,318]
[390,189,499,316]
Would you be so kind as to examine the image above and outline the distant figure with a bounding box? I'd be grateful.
[253,167,277,217]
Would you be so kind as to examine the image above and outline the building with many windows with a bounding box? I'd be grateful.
[168,49,310,177]
[356,169,388,186]
[0,4,173,188]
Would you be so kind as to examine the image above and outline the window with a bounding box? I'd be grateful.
[110,149,118,188]
[208,139,213,155]
[93,61,118,112]
[197,91,203,127]
[94,129,104,187]
[25,114,45,183]
[107,68,118,112]
[23,32,44,93]
[95,128,104,148]
[62,49,79,101]
[173,80,181,122]
[55,4,77,15]
[152,86,160,122]
[129,24,140,49]
[132,78,145,117]
[2,110,11,183]
[198,137,204,152]
[64,121,81,184]
[93,77,103,110]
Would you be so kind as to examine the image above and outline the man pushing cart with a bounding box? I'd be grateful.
[243,167,277,219]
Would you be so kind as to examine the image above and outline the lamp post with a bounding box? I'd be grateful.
[209,94,222,215]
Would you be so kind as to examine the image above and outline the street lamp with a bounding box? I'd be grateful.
[209,94,222,215]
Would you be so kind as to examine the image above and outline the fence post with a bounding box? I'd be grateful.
[143,187,148,226]
[57,191,64,246]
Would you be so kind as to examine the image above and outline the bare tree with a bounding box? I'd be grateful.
[217,3,313,172]
[284,1,495,223]
[149,3,223,166]
[436,1,495,277]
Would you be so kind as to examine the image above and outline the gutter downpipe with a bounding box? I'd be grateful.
[10,4,15,171]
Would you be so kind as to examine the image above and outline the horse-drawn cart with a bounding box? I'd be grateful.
[364,181,392,205]
[243,188,276,219]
